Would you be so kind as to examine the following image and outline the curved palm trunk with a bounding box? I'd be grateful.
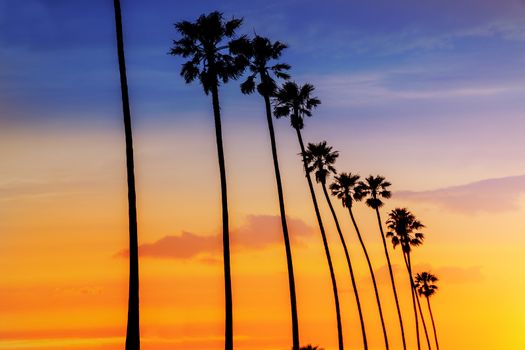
[348,207,389,350]
[113,1,140,349]
[263,94,300,350]
[296,128,344,350]
[210,82,233,350]
[320,183,368,350]
[403,252,420,350]
[426,296,439,350]
[375,209,407,350]
[415,286,432,350]
[405,254,431,350]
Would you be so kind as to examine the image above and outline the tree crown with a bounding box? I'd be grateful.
[415,271,439,298]
[238,35,291,97]
[329,172,363,208]
[386,208,425,253]
[170,11,248,94]
[303,141,339,184]
[273,81,321,129]
[357,175,392,209]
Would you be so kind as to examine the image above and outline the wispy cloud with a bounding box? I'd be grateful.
[117,215,314,260]
[307,64,525,109]
[343,20,525,57]
[396,175,525,213]
[413,264,485,284]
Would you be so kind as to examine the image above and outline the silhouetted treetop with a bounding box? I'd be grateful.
[238,35,291,96]
[303,141,339,184]
[357,175,392,209]
[273,82,321,129]
[415,272,439,298]
[330,172,364,208]
[386,208,425,253]
[299,345,325,350]
[170,11,248,94]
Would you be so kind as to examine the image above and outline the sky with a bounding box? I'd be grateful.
[1,0,525,349]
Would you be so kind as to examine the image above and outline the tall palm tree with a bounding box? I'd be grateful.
[415,272,440,350]
[386,208,432,350]
[113,1,140,348]
[358,175,407,350]
[330,171,390,350]
[237,35,300,350]
[273,83,345,350]
[303,143,369,350]
[170,12,248,350]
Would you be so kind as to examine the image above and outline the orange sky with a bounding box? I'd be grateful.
[1,123,524,350]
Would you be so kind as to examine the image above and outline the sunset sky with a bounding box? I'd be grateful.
[1,0,525,349]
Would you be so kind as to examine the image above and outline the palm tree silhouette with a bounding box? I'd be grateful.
[237,35,301,350]
[170,12,248,350]
[300,346,325,350]
[358,175,407,350]
[113,1,140,348]
[386,208,432,350]
[303,143,369,350]
[273,83,345,350]
[330,171,390,350]
[415,272,440,350]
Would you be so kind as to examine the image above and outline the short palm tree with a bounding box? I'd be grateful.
[170,12,248,350]
[386,208,432,350]
[113,1,140,348]
[237,35,300,350]
[304,143,369,350]
[330,171,390,350]
[300,346,324,350]
[273,83,345,350]
[358,175,407,350]
[415,272,440,350]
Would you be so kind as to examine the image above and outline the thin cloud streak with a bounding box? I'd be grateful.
[117,215,314,260]
[396,175,525,213]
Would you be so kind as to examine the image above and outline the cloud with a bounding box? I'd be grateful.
[366,263,484,286]
[117,215,314,260]
[308,68,525,109]
[413,264,484,284]
[395,175,525,213]
[0,178,89,201]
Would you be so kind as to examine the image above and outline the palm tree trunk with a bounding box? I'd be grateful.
[375,209,407,350]
[263,94,299,350]
[113,1,140,349]
[405,254,431,350]
[210,82,233,350]
[403,252,420,350]
[414,285,432,350]
[426,296,439,350]
[296,128,344,350]
[348,207,389,350]
[320,183,368,350]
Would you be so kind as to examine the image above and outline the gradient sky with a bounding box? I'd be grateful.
[1,1,525,349]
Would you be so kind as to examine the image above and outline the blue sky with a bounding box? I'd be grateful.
[2,0,525,190]
[2,0,525,124]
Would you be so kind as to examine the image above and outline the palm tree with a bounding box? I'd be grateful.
[330,171,390,350]
[358,175,407,350]
[386,208,432,350]
[170,12,248,350]
[300,346,325,350]
[415,272,440,350]
[236,35,300,350]
[274,83,345,350]
[303,143,369,350]
[113,1,140,348]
